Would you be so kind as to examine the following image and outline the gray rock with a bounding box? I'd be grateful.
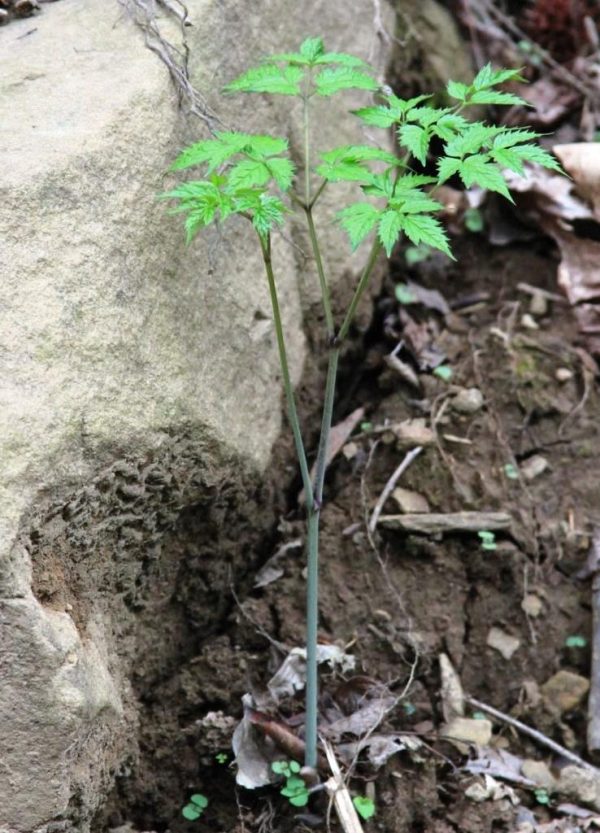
[0,0,394,829]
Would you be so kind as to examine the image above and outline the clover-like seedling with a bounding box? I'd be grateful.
[272,760,309,807]
[215,752,228,764]
[353,795,376,820]
[182,793,208,821]
[478,530,497,551]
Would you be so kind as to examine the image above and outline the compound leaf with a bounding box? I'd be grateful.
[493,129,541,149]
[251,193,286,239]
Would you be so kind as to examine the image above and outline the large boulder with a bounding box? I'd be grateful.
[0,1,393,830]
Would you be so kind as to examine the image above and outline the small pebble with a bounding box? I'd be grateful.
[487,627,520,660]
[452,387,484,414]
[529,292,549,316]
[521,313,539,330]
[391,487,430,514]
[542,670,590,714]
[555,367,573,383]
[521,594,543,618]
[520,454,549,481]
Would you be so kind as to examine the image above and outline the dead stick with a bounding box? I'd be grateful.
[368,446,423,534]
[466,696,599,773]
[584,527,600,755]
[323,739,365,833]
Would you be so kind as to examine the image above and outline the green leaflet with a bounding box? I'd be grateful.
[458,155,513,201]
[398,213,453,259]
[378,210,403,256]
[337,203,380,249]
[171,133,288,172]
[314,66,379,96]
[224,64,304,95]
[398,123,430,165]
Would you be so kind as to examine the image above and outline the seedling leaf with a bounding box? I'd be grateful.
[353,796,376,820]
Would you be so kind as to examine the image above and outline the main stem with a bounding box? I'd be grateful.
[260,235,313,509]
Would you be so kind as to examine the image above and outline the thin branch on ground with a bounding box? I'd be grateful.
[368,446,423,534]
[466,696,600,772]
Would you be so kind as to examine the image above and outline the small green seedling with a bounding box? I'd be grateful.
[464,207,484,233]
[215,752,228,764]
[565,634,587,648]
[402,701,417,716]
[395,283,417,304]
[478,530,497,551]
[534,787,551,805]
[503,463,519,480]
[405,243,434,265]
[272,761,310,807]
[433,365,453,382]
[182,793,208,821]
[472,710,487,720]
[353,795,376,820]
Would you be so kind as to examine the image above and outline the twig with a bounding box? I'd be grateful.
[368,446,423,534]
[323,739,365,833]
[584,527,600,755]
[466,696,600,772]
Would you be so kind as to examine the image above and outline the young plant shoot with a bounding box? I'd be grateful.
[164,36,561,775]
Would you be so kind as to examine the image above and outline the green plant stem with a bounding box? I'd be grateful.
[337,237,382,343]
[303,94,311,206]
[305,208,334,338]
[260,234,314,509]
[304,507,319,769]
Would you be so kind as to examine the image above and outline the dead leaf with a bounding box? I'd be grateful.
[405,280,450,315]
[254,539,302,589]
[337,733,423,768]
[465,774,520,804]
[555,144,600,222]
[464,747,536,786]
[440,653,465,722]
[325,696,396,739]
[487,627,521,660]
[267,644,356,703]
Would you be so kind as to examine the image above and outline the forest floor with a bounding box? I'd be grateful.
[101,228,600,833]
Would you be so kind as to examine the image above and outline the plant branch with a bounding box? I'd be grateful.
[260,234,314,509]
[336,238,382,343]
[305,208,335,339]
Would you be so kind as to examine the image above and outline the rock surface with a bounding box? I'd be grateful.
[0,1,394,829]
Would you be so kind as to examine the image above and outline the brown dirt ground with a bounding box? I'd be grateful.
[98,233,600,833]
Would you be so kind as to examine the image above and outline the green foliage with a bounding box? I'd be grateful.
[478,530,497,551]
[534,787,551,805]
[215,752,228,764]
[271,761,309,807]
[353,795,376,820]
[464,207,484,233]
[565,634,587,648]
[182,793,208,821]
[433,365,453,381]
[225,36,377,98]
[503,463,519,480]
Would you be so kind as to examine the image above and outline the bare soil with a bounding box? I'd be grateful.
[97,234,600,833]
